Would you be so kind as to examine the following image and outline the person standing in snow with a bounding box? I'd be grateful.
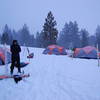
[10,40,21,75]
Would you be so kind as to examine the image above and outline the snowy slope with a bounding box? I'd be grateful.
[0,47,100,100]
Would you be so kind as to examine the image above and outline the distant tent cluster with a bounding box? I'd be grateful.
[0,47,11,65]
[0,45,99,66]
[43,45,67,55]
[73,46,99,59]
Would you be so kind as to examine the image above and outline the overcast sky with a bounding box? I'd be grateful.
[0,0,100,35]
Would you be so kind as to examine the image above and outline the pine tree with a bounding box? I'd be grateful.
[1,24,13,45]
[19,24,31,46]
[69,21,80,48]
[41,11,58,47]
[80,29,89,47]
[58,21,80,48]
[35,32,42,47]
[88,35,96,46]
[12,30,17,40]
[1,32,9,44]
[57,23,70,48]
[28,34,35,47]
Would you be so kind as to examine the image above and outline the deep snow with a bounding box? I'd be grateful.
[0,47,100,100]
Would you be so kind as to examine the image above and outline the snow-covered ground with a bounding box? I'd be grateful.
[0,46,100,100]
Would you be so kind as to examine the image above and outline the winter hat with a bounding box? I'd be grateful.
[13,40,18,44]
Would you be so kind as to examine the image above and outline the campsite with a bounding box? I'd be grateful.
[0,0,100,99]
[0,45,100,100]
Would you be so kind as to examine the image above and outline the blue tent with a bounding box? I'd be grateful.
[74,46,98,59]
[43,45,67,55]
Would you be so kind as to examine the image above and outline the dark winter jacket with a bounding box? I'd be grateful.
[10,41,21,61]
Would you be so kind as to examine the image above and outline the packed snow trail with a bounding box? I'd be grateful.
[0,47,100,100]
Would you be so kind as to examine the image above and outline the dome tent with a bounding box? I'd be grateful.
[43,45,67,55]
[0,47,11,65]
[74,46,98,59]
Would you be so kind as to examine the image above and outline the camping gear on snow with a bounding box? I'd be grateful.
[27,53,34,58]
[43,45,67,55]
[0,74,30,83]
[0,47,11,65]
[73,46,99,59]
[26,47,34,58]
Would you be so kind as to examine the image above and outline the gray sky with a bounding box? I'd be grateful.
[0,0,100,35]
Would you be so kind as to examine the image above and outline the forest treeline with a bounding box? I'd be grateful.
[0,11,100,49]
